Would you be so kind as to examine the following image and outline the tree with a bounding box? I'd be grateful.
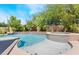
[32,13,48,31]
[8,16,23,31]
[26,20,36,31]
[31,4,79,32]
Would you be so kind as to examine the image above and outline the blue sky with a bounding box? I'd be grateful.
[0,4,46,24]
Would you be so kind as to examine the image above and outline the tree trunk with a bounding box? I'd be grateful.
[37,27,40,32]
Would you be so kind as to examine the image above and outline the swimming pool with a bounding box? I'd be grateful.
[0,33,72,55]
[1,34,47,48]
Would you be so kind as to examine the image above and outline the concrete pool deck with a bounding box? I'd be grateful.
[9,44,31,55]
[64,41,79,55]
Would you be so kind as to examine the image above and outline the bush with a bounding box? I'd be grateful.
[69,24,79,33]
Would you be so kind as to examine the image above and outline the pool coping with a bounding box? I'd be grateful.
[0,37,19,41]
[46,32,79,35]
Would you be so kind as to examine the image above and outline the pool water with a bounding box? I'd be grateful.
[1,34,47,48]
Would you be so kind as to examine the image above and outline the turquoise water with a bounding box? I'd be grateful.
[0,34,47,48]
